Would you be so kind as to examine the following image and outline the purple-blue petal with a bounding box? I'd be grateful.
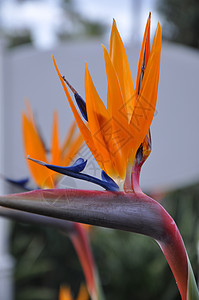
[74,93,88,121]
[65,158,87,172]
[5,177,30,191]
[101,171,119,189]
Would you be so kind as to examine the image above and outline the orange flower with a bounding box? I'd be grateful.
[53,14,161,189]
[59,285,89,300]
[22,101,84,188]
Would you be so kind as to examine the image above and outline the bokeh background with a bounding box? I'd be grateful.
[0,0,198,299]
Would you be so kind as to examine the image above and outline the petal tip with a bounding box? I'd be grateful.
[112,18,116,27]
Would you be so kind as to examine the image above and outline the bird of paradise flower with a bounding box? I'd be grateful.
[0,13,198,300]
[22,100,84,188]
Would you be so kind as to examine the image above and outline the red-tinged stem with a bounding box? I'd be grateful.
[144,193,188,300]
[130,162,142,194]
[131,163,188,300]
[70,223,98,300]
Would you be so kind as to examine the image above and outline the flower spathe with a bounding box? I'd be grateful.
[22,101,84,188]
[52,13,161,189]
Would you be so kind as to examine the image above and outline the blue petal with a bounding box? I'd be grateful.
[101,171,115,183]
[62,76,88,121]
[62,158,87,173]
[5,177,30,191]
[101,171,119,190]
[33,157,87,174]
[6,177,29,186]
[74,93,88,121]
[28,157,119,191]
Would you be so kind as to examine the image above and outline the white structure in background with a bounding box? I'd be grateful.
[0,40,14,300]
[0,38,199,299]
[3,39,199,191]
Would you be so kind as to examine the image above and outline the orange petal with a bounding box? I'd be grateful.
[51,110,60,165]
[61,132,84,166]
[77,284,89,300]
[135,12,151,95]
[22,112,54,188]
[102,45,126,122]
[59,286,73,300]
[24,100,48,152]
[85,63,114,174]
[130,23,162,156]
[61,121,77,155]
[102,46,130,178]
[109,19,135,121]
[52,56,99,165]
[24,99,34,124]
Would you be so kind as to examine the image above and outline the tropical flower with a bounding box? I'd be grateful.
[52,13,161,191]
[59,284,89,300]
[22,101,84,188]
[1,13,198,300]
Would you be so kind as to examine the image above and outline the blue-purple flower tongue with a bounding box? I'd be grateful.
[101,171,119,190]
[135,129,152,166]
[28,157,119,191]
[8,177,29,186]
[62,76,88,121]
[2,176,30,191]
[64,158,87,172]
[74,93,88,121]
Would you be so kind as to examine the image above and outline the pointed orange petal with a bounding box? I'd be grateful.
[59,286,73,300]
[102,46,125,119]
[109,19,135,121]
[52,56,99,164]
[22,113,54,188]
[61,132,84,166]
[85,63,114,174]
[77,284,89,300]
[135,12,151,95]
[25,99,34,123]
[24,100,48,153]
[130,23,162,156]
[61,121,77,155]
[51,111,60,165]
[144,13,151,66]
[102,46,130,177]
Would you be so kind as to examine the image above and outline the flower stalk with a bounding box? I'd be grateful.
[0,189,198,299]
[70,223,104,300]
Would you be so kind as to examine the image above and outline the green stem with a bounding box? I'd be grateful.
[187,255,199,300]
